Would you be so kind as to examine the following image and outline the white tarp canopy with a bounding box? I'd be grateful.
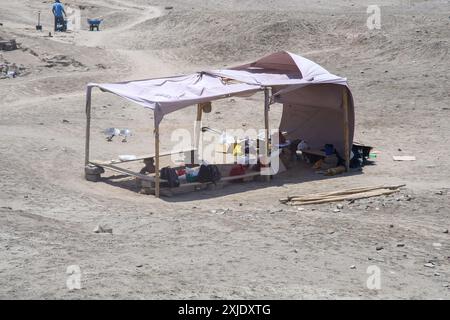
[209,51,347,86]
[89,73,260,125]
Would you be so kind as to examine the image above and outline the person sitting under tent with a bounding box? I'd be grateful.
[140,158,156,175]
[52,0,66,32]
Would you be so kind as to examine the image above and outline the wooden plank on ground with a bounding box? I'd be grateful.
[288,189,400,205]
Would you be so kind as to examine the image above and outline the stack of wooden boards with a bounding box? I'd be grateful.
[280,185,405,206]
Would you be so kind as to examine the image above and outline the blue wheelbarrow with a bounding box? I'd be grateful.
[87,18,103,31]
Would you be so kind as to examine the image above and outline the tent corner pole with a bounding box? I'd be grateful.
[84,86,92,167]
[342,87,350,172]
[154,123,160,198]
[264,87,271,182]
[193,103,203,165]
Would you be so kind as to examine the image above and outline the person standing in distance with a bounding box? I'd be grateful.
[52,0,66,32]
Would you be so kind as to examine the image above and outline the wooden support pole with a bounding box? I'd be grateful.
[264,87,271,182]
[84,86,92,166]
[154,125,160,198]
[342,87,350,172]
[192,103,203,165]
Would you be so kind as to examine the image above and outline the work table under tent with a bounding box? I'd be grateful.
[84,51,355,198]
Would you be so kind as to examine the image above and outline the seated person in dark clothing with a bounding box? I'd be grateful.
[140,158,156,175]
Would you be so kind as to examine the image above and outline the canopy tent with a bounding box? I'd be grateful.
[85,51,355,197]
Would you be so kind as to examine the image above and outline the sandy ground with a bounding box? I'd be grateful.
[0,0,449,299]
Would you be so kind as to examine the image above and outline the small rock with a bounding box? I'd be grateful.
[350,265,356,269]
[62,119,70,123]
[293,249,298,253]
[136,264,143,268]
[336,204,344,210]
[424,262,435,268]
[443,229,449,234]
[434,272,440,277]
[269,209,283,215]
[93,225,113,234]
[297,207,305,211]
[433,243,442,248]
[333,209,341,213]
[40,147,48,151]
[390,224,394,228]
[213,209,231,215]
[165,6,173,10]
[376,246,384,251]
[397,243,405,247]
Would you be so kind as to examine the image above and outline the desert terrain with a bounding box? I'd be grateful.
[0,0,449,299]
